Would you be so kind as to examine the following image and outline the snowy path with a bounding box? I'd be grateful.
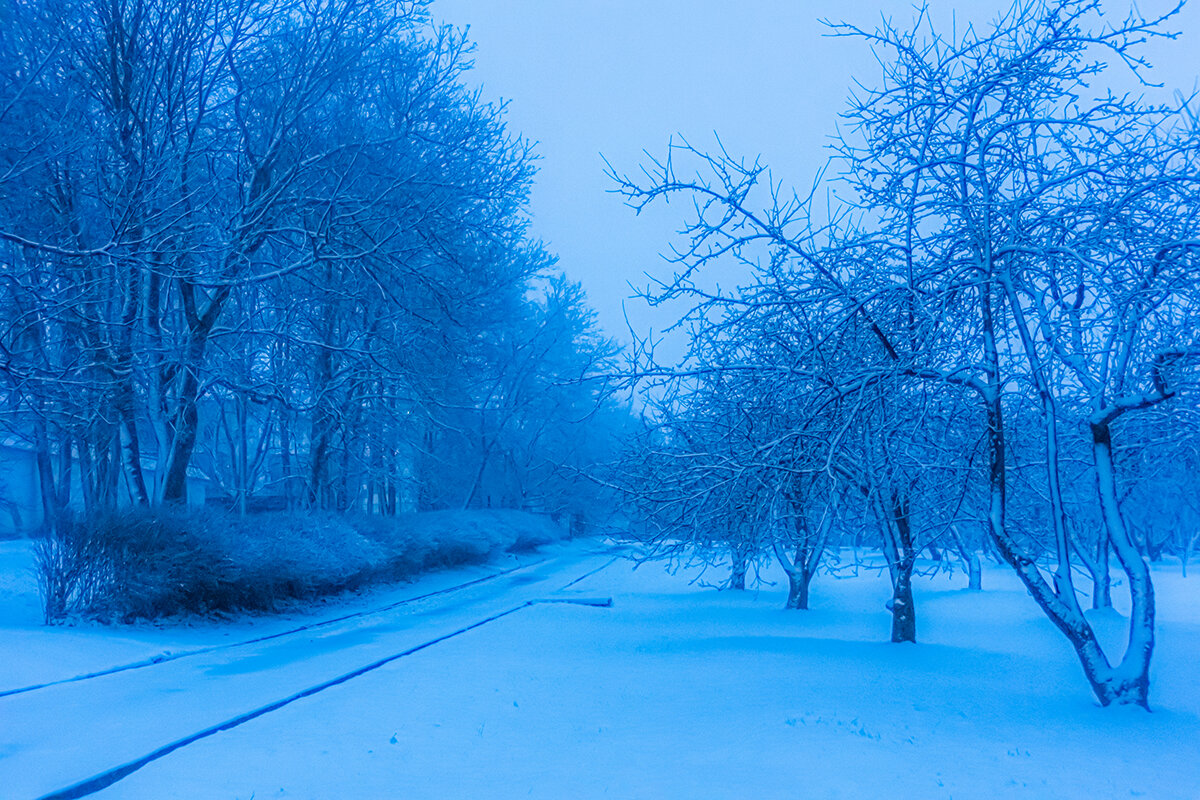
[0,548,618,800]
[0,556,553,700]
[0,543,564,692]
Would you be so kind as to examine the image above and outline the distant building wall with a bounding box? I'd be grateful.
[0,444,41,537]
[0,444,209,537]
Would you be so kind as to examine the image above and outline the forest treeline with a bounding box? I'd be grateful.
[0,0,626,528]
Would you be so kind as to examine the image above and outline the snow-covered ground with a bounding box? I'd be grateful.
[0,538,576,691]
[2,540,1198,799]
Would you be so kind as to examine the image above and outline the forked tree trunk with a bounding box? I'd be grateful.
[161,284,229,504]
[988,454,1151,704]
[1089,419,1154,706]
[980,283,1152,707]
[775,542,818,610]
[774,501,830,610]
[160,355,203,504]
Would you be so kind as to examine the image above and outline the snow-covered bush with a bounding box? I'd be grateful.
[345,509,566,574]
[34,508,566,623]
[32,516,110,624]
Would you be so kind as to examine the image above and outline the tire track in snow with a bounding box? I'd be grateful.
[1,556,557,699]
[33,556,621,800]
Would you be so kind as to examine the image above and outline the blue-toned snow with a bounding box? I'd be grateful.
[0,540,1197,799]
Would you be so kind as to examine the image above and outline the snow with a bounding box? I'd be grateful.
[0,539,566,692]
[2,542,1198,799]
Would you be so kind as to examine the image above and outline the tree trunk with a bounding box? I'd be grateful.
[1089,419,1154,708]
[33,412,60,533]
[1002,268,1079,605]
[980,363,1151,705]
[786,569,811,609]
[119,405,150,507]
[967,550,982,591]
[308,340,335,510]
[1093,532,1112,609]
[161,286,226,505]
[77,435,96,513]
[774,540,819,610]
[462,429,494,510]
[279,407,295,512]
[730,548,748,590]
[890,557,917,643]
[160,358,202,504]
[115,245,149,507]
[887,491,917,643]
[237,396,249,516]
[949,528,983,590]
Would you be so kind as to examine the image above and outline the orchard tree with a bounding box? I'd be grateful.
[612,0,1199,706]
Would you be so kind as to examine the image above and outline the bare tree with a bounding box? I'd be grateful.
[2,1,624,533]
[611,1,1199,706]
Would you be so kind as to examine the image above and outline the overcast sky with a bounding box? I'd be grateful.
[433,1,1200,345]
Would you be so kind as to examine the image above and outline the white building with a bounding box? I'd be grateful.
[0,438,209,537]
